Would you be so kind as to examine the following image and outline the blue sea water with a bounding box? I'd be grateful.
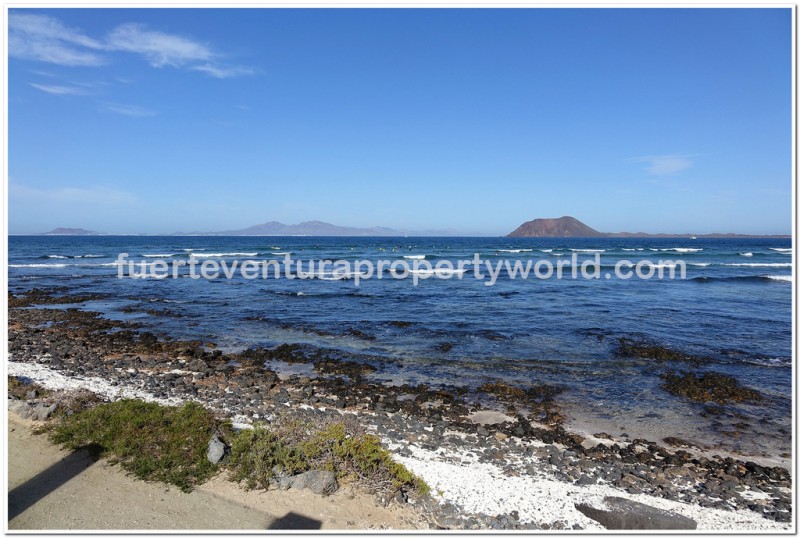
[7,235,794,460]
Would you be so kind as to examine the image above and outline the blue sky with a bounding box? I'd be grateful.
[8,8,792,235]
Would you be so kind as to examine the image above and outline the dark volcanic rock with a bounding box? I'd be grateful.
[661,371,763,404]
[616,337,706,363]
[507,216,605,238]
[575,497,697,530]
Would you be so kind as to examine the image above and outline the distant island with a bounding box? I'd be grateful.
[33,218,788,238]
[41,228,100,236]
[172,220,460,237]
[507,216,791,238]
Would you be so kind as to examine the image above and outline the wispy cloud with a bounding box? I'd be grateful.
[29,69,58,77]
[29,82,89,95]
[10,13,255,79]
[627,155,694,176]
[11,183,138,205]
[101,102,157,117]
[9,13,106,66]
[191,63,257,79]
[106,23,214,67]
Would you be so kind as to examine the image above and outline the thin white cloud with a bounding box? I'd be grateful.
[106,23,214,68]
[11,183,137,205]
[9,13,106,66]
[29,69,58,77]
[10,13,255,79]
[191,63,257,79]
[627,155,694,176]
[29,82,88,95]
[101,103,157,117]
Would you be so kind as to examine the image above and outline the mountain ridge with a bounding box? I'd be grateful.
[41,227,100,236]
[171,220,460,237]
[506,216,790,238]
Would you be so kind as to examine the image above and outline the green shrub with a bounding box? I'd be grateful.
[44,397,428,499]
[47,399,220,492]
[228,415,428,496]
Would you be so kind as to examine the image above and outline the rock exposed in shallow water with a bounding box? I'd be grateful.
[616,338,706,363]
[575,496,697,530]
[661,371,763,404]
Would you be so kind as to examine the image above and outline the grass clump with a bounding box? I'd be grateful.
[228,413,429,497]
[47,399,222,492]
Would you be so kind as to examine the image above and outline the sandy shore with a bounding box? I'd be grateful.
[7,413,424,531]
[5,294,793,532]
[7,361,793,532]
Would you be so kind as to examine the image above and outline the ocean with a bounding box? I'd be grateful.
[7,235,793,460]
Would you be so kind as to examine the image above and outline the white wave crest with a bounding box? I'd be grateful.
[10,263,68,268]
[190,252,258,258]
[299,271,370,280]
[497,249,533,253]
[570,249,605,253]
[143,254,174,258]
[765,275,792,282]
[408,269,466,276]
[739,252,753,257]
[723,263,792,267]
[403,255,426,260]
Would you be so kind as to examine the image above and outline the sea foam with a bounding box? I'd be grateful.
[765,275,792,282]
[723,263,792,267]
[190,252,259,258]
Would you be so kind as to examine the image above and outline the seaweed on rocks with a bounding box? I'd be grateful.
[661,371,763,405]
[616,337,708,364]
[9,288,107,308]
[7,290,794,526]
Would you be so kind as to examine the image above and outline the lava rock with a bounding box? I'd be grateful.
[575,496,697,530]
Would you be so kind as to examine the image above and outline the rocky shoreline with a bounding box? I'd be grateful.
[7,289,793,530]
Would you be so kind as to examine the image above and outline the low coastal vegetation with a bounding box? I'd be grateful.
[27,385,427,498]
[229,413,428,496]
[6,291,792,526]
[46,400,220,492]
